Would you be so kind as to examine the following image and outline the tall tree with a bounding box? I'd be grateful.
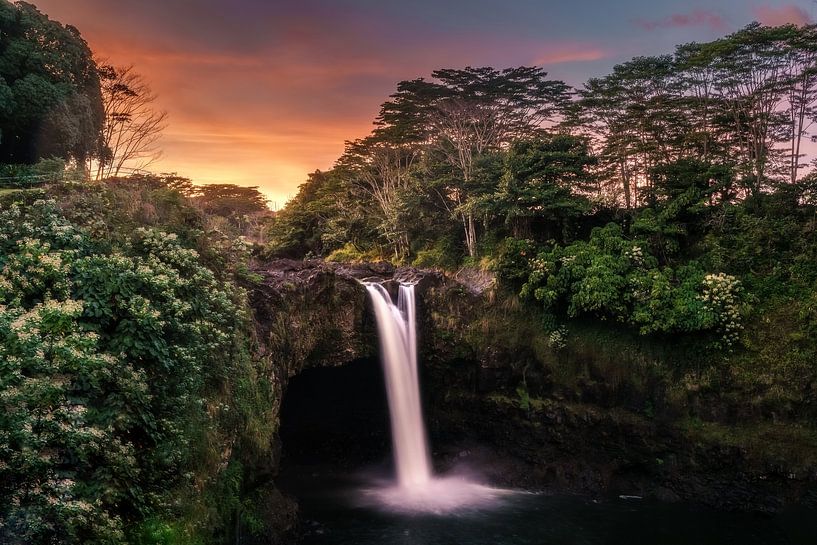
[486,134,595,238]
[578,56,694,209]
[782,24,817,184]
[337,133,420,259]
[378,66,572,256]
[94,64,167,179]
[0,1,103,166]
[703,23,792,196]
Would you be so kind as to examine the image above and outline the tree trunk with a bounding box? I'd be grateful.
[512,216,531,238]
[620,159,631,210]
[463,212,477,257]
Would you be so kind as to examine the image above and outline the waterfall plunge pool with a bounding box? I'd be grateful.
[277,356,815,545]
[282,471,813,545]
[276,284,816,544]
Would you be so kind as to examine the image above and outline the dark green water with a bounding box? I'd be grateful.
[283,470,815,545]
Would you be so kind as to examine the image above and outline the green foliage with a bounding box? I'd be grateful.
[520,223,747,340]
[0,158,70,188]
[698,203,817,301]
[325,242,384,263]
[515,383,531,410]
[266,169,377,258]
[0,1,103,164]
[492,237,536,288]
[194,184,268,220]
[131,519,202,545]
[0,191,274,544]
[483,135,594,238]
[411,236,460,270]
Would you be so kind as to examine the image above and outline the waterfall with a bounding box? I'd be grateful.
[365,283,431,488]
[363,281,509,513]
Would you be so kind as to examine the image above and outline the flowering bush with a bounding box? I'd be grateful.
[548,326,568,350]
[0,298,138,543]
[0,196,261,544]
[700,273,744,348]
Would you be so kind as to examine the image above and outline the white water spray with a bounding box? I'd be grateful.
[363,282,511,513]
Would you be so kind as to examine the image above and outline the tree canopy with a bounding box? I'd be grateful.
[268,23,817,268]
[0,1,103,165]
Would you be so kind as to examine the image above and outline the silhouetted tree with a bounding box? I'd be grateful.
[94,64,168,179]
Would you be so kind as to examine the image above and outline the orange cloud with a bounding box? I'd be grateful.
[534,46,608,66]
[753,5,813,26]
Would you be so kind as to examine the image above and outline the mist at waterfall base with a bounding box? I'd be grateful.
[278,283,814,544]
[360,283,509,513]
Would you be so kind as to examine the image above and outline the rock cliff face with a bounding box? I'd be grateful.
[246,259,816,541]
[251,260,375,375]
[244,260,447,542]
[250,259,448,376]
[418,275,817,513]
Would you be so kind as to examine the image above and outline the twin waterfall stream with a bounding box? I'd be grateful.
[365,283,431,488]
[363,282,505,513]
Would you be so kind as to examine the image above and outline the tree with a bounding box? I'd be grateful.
[94,64,167,179]
[701,23,793,196]
[578,56,692,209]
[337,134,420,259]
[267,169,379,258]
[486,134,595,238]
[0,1,104,166]
[782,24,817,184]
[194,183,268,217]
[378,66,572,256]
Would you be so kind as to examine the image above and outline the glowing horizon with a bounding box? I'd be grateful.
[30,0,816,207]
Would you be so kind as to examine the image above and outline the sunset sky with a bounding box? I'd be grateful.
[33,0,816,207]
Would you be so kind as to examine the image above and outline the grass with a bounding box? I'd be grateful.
[0,187,40,199]
[679,417,817,469]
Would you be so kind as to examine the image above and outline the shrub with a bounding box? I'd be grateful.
[520,223,747,341]
[492,237,537,288]
[411,237,460,270]
[325,242,384,263]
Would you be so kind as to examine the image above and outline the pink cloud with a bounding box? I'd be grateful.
[534,46,608,65]
[635,9,727,32]
[753,5,812,26]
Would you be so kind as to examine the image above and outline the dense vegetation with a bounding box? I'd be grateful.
[0,1,103,165]
[0,178,276,544]
[267,23,817,417]
[269,24,817,269]
[2,0,817,542]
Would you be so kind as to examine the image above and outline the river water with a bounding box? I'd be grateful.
[281,467,814,545]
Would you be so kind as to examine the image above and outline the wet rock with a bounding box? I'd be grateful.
[250,260,451,375]
[654,486,681,503]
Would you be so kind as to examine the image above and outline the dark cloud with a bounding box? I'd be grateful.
[634,9,727,31]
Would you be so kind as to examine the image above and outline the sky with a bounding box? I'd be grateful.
[32,0,817,207]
